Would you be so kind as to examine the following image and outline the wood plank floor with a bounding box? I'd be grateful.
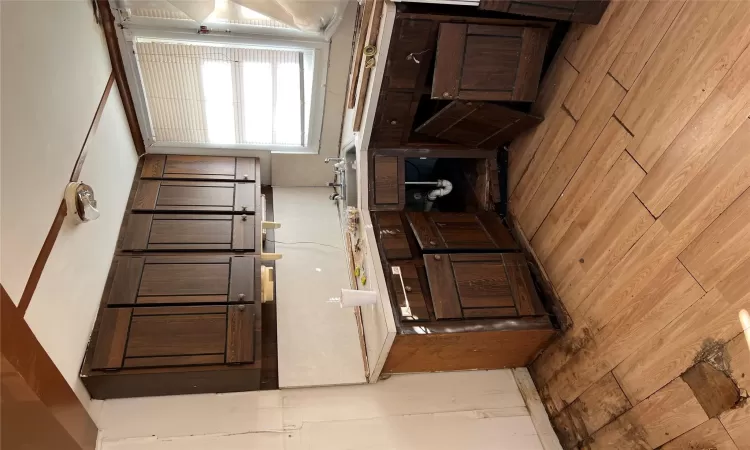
[510,0,750,448]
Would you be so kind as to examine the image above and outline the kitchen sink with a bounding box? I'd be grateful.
[328,142,358,209]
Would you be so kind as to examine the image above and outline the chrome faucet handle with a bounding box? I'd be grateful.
[324,157,344,164]
[329,193,341,201]
[328,182,343,188]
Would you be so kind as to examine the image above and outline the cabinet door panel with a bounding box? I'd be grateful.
[422,253,545,320]
[122,214,256,252]
[415,101,542,149]
[226,305,256,363]
[141,155,257,181]
[132,180,256,213]
[126,314,227,358]
[432,23,550,102]
[371,92,414,148]
[407,212,517,252]
[372,156,404,209]
[106,256,258,306]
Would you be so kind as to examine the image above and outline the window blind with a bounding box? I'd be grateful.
[135,39,312,146]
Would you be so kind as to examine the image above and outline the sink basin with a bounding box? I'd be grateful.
[343,145,357,208]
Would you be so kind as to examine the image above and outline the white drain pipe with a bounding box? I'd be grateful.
[404,179,453,211]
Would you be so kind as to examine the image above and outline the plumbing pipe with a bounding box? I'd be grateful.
[424,179,452,211]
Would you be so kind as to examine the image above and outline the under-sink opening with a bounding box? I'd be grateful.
[404,157,495,213]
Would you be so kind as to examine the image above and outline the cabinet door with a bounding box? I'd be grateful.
[133,180,256,213]
[479,0,609,25]
[141,155,258,182]
[370,92,414,148]
[423,253,545,319]
[105,255,259,306]
[415,101,542,149]
[432,23,550,102]
[121,214,257,252]
[372,156,404,209]
[90,304,257,370]
[389,262,430,321]
[407,212,517,252]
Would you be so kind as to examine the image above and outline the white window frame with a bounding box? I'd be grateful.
[112,6,330,155]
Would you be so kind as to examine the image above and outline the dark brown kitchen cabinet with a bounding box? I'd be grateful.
[89,304,258,370]
[372,155,405,209]
[132,180,257,213]
[141,154,258,182]
[104,255,259,306]
[479,0,609,25]
[121,214,257,252]
[432,23,550,102]
[370,92,414,148]
[407,212,518,252]
[415,101,543,149]
[383,19,435,90]
[423,253,545,319]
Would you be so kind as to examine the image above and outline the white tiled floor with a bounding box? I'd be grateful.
[95,370,558,450]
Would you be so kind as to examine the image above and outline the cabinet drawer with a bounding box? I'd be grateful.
[389,262,430,321]
[384,19,435,90]
[141,155,258,181]
[479,0,609,25]
[370,91,414,147]
[373,212,412,260]
[133,180,256,213]
[372,156,404,209]
[121,214,257,252]
[90,304,258,370]
[423,253,545,320]
[407,212,518,252]
[105,255,259,306]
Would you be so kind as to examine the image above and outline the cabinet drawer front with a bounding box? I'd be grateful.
[371,92,414,147]
[122,214,257,252]
[105,255,258,306]
[479,0,609,25]
[390,262,430,321]
[132,180,256,213]
[384,19,435,90]
[141,155,257,181]
[373,212,412,260]
[423,253,545,320]
[372,156,404,208]
[432,23,549,102]
[407,212,518,252]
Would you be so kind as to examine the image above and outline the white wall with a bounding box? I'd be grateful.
[271,2,357,187]
[0,0,138,413]
[0,0,112,303]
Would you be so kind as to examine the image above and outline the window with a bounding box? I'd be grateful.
[134,38,319,150]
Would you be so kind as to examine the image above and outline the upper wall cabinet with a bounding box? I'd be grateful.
[479,0,609,24]
[432,23,550,102]
[142,155,258,182]
[132,180,257,214]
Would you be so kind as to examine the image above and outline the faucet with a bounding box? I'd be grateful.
[329,193,341,201]
[325,157,344,164]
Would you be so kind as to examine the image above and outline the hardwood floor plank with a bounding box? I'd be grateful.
[542,154,645,298]
[614,0,730,132]
[621,1,750,170]
[532,119,632,265]
[544,259,703,411]
[588,378,708,449]
[725,332,750,393]
[574,121,750,332]
[720,400,750,449]
[557,195,654,310]
[517,75,625,238]
[565,1,617,71]
[510,109,576,218]
[563,0,647,119]
[661,418,739,450]
[609,0,686,89]
[613,256,750,404]
[635,46,750,217]
[508,56,578,197]
[566,372,631,436]
[680,188,750,291]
